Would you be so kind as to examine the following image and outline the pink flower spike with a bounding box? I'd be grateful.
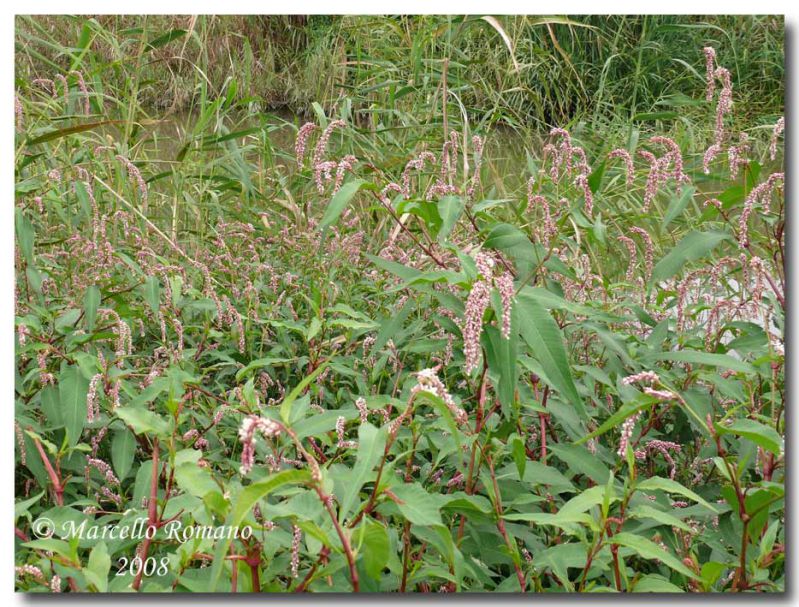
[770,117,784,161]
[295,122,317,168]
[608,148,635,187]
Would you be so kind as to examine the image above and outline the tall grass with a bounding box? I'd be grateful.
[16,15,784,131]
[13,15,785,251]
[14,15,785,594]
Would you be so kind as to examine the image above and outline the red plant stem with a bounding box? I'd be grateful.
[294,546,329,592]
[132,439,159,591]
[713,432,750,590]
[241,537,262,592]
[399,520,412,592]
[741,242,784,308]
[762,270,785,308]
[294,563,316,593]
[539,386,550,461]
[31,435,63,506]
[315,486,359,592]
[279,424,360,593]
[578,535,604,591]
[610,543,623,591]
[248,561,260,592]
[348,396,421,529]
[454,365,489,544]
[230,549,238,593]
[348,451,387,528]
[484,452,525,591]
[539,413,547,462]
[369,190,448,269]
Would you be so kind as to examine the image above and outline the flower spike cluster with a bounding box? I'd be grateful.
[462,252,515,373]
[238,415,282,475]
[412,367,467,426]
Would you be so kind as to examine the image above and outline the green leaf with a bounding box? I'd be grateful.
[758,522,779,564]
[305,316,322,342]
[575,401,649,445]
[661,186,695,231]
[636,476,717,512]
[390,483,442,526]
[632,111,678,121]
[55,309,81,334]
[353,519,390,580]
[484,313,518,412]
[208,469,310,591]
[700,561,727,589]
[611,532,700,581]
[517,294,585,419]
[602,471,615,519]
[650,230,730,283]
[111,429,136,481]
[319,179,366,231]
[535,543,586,590]
[411,524,463,585]
[339,423,387,523]
[548,443,610,484]
[175,462,220,499]
[60,365,89,449]
[717,418,783,456]
[441,492,494,516]
[145,28,187,52]
[365,254,422,283]
[279,362,329,424]
[497,461,574,490]
[503,511,595,534]
[559,485,616,517]
[143,275,161,315]
[26,120,125,146]
[484,223,544,266]
[372,297,414,353]
[634,574,685,592]
[509,434,526,480]
[588,159,606,194]
[643,350,756,374]
[84,286,100,331]
[437,195,464,242]
[22,538,74,563]
[628,504,692,532]
[234,357,292,381]
[15,208,35,264]
[116,405,171,438]
[411,389,462,451]
[292,409,357,440]
[86,541,111,592]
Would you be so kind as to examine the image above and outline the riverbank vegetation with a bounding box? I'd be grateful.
[14,15,784,593]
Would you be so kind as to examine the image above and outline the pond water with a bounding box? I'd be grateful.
[133,109,539,201]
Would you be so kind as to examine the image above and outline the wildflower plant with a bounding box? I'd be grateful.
[13,19,784,596]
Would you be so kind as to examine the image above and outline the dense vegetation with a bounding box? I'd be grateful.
[15,15,784,593]
[16,16,784,128]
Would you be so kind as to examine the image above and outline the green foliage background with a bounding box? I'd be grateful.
[14,15,784,594]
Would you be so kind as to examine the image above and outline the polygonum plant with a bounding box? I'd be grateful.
[13,18,784,595]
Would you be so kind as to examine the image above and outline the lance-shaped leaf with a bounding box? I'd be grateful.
[338,423,387,523]
[319,179,371,231]
[517,294,585,419]
[651,230,730,284]
[611,532,701,581]
[60,365,89,449]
